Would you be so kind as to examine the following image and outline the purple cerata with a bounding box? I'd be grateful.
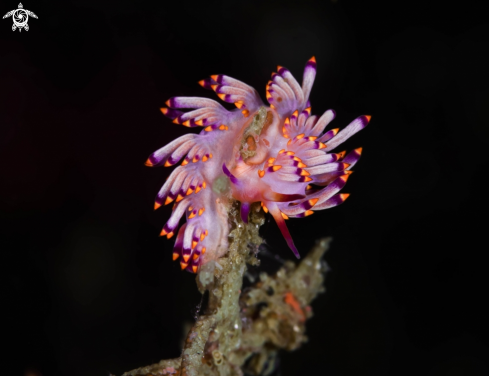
[145,57,371,273]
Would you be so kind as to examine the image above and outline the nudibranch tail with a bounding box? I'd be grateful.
[146,57,370,272]
[266,201,300,259]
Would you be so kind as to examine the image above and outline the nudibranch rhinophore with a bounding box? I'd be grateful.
[146,57,370,273]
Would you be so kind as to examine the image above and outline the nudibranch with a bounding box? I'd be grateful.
[146,57,370,273]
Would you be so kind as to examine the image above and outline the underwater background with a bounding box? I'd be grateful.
[1,0,488,375]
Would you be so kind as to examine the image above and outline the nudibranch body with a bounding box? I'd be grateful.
[146,57,370,273]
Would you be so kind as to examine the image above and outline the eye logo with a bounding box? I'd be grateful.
[3,3,37,32]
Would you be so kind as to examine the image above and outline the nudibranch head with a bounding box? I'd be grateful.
[146,57,370,273]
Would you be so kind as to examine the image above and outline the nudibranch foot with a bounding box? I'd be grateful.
[240,202,250,224]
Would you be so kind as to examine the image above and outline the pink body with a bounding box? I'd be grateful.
[146,57,370,273]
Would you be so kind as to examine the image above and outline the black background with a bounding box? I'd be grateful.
[1,0,488,375]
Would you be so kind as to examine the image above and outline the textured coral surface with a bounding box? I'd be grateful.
[146,58,370,272]
[121,203,331,376]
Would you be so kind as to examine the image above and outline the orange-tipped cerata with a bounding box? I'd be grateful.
[149,57,370,272]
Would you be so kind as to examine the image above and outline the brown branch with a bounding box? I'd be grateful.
[122,203,330,376]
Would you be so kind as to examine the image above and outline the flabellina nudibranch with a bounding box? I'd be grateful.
[146,57,370,273]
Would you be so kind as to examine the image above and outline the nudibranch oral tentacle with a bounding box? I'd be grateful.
[146,56,370,272]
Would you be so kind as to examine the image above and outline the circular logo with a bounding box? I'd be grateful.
[12,9,28,28]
